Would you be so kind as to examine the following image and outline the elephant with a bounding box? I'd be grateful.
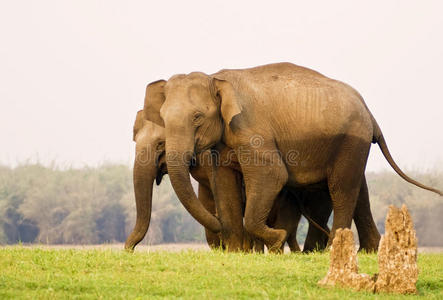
[143,62,443,252]
[137,82,372,252]
[124,110,225,250]
[268,189,332,252]
[125,110,331,252]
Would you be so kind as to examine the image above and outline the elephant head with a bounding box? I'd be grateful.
[124,110,167,250]
[144,73,242,234]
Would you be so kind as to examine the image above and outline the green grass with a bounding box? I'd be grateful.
[0,247,442,299]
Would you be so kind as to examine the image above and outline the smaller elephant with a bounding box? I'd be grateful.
[267,189,332,253]
[242,188,332,253]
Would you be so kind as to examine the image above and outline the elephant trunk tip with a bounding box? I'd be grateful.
[124,243,134,252]
[124,246,135,253]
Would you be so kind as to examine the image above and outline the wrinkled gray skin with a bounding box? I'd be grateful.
[125,111,331,252]
[144,62,443,252]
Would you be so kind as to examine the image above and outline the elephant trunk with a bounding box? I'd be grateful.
[124,148,156,251]
[165,137,222,233]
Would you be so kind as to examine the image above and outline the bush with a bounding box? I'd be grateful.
[0,163,441,246]
[0,163,204,245]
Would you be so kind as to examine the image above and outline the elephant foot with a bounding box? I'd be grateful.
[242,236,266,253]
[124,244,135,253]
[224,241,243,252]
[219,230,244,252]
[266,229,287,254]
[303,238,328,253]
[288,243,301,253]
[358,237,381,253]
[252,240,265,253]
[358,231,380,252]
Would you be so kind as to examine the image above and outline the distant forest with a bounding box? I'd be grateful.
[0,163,442,246]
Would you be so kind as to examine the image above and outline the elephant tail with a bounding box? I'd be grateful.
[289,190,331,238]
[301,210,330,239]
[371,118,443,196]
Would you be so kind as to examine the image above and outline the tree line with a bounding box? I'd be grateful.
[0,163,442,246]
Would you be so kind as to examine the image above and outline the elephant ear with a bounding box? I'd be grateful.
[144,80,166,127]
[211,78,243,129]
[133,110,145,142]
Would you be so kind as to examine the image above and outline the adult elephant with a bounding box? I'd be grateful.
[124,110,233,250]
[144,63,442,251]
[125,110,331,252]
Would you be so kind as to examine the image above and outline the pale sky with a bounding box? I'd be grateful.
[1,0,442,171]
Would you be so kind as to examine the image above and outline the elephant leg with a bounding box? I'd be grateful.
[327,135,370,246]
[210,166,245,251]
[242,232,256,252]
[242,154,288,253]
[242,231,267,253]
[272,190,301,253]
[302,190,331,252]
[198,184,222,249]
[253,239,265,253]
[353,175,381,252]
[287,233,300,252]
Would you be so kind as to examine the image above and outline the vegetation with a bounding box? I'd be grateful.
[0,163,204,245]
[0,247,442,299]
[366,170,443,245]
[0,163,442,246]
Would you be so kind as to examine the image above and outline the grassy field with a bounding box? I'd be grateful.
[0,247,442,299]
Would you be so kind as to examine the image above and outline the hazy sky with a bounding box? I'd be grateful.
[1,0,442,171]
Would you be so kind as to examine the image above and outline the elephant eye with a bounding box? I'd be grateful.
[193,112,204,126]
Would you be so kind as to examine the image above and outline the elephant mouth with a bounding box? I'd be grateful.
[155,152,168,185]
[155,165,167,185]
[155,169,168,185]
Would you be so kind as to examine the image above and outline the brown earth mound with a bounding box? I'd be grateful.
[319,204,418,294]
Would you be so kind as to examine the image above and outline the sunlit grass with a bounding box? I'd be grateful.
[0,247,442,299]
